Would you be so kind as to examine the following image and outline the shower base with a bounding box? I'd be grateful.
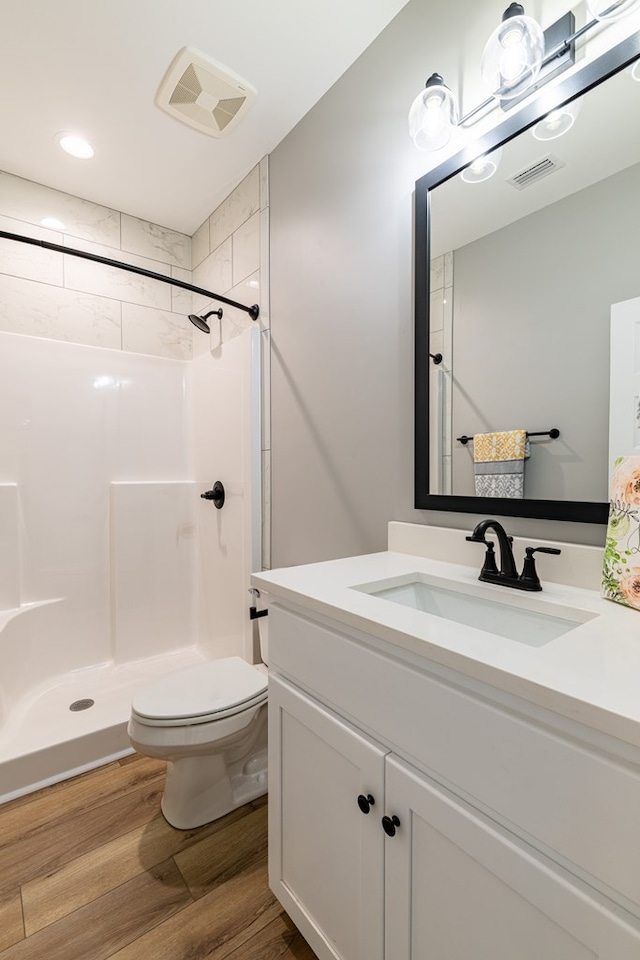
[0,647,212,805]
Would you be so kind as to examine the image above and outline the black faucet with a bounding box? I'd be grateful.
[466,518,561,592]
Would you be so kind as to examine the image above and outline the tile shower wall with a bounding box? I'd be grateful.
[0,172,194,360]
[0,163,270,696]
[429,252,453,495]
[191,158,271,570]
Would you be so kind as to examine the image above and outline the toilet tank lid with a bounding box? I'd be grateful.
[131,656,267,722]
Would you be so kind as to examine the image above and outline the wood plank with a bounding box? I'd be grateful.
[0,857,192,960]
[223,910,318,960]
[22,799,259,934]
[0,890,24,952]
[107,858,282,960]
[0,776,166,897]
[174,804,268,899]
[0,756,165,844]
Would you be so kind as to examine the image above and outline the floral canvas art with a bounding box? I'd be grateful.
[602,456,640,609]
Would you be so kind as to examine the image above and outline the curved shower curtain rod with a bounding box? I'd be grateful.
[0,229,260,322]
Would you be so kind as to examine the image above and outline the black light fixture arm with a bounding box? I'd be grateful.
[0,229,260,321]
[456,9,602,128]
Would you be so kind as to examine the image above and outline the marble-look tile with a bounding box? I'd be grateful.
[193,238,233,300]
[430,255,444,292]
[209,166,260,250]
[258,208,270,331]
[121,215,191,270]
[0,225,63,286]
[64,251,172,311]
[259,156,269,211]
[0,273,121,348]
[261,329,271,452]
[191,219,210,268]
[0,172,120,247]
[261,449,271,571]
[430,327,444,359]
[442,454,453,495]
[171,266,193,316]
[218,271,260,342]
[62,234,172,275]
[430,287,444,333]
[121,303,192,360]
[232,212,260,286]
[0,213,63,245]
[444,251,454,287]
[443,286,453,358]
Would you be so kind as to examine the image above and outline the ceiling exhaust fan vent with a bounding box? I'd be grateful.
[507,154,565,190]
[156,47,257,138]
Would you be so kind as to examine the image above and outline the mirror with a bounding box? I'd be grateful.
[414,31,640,524]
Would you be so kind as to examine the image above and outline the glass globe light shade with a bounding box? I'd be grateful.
[586,0,640,20]
[408,73,459,151]
[460,147,503,183]
[532,97,582,140]
[481,3,545,101]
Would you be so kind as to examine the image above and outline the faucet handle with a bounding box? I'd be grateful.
[519,545,561,591]
[466,536,500,577]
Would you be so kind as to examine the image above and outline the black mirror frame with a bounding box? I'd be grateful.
[414,31,640,524]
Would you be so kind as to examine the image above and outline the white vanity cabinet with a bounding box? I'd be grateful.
[267,603,640,960]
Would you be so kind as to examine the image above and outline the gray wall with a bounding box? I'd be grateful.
[451,161,640,502]
[268,0,622,568]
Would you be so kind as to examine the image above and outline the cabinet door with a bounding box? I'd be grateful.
[384,755,640,960]
[269,675,387,960]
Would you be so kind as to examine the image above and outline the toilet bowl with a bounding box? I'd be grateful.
[128,655,268,829]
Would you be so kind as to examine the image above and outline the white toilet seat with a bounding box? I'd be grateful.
[131,656,268,727]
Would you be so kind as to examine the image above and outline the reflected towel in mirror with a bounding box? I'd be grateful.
[473,430,530,498]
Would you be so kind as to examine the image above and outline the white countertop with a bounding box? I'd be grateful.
[251,549,640,749]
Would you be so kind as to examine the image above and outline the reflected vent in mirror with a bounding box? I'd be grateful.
[507,154,566,190]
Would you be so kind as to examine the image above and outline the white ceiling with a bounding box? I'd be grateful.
[0,0,411,235]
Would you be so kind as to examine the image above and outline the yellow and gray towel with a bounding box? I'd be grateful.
[473,430,529,498]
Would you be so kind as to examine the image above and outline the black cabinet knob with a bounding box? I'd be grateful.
[357,793,375,814]
[382,814,401,837]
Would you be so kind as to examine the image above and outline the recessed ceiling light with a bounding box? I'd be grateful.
[40,217,66,230]
[56,133,94,159]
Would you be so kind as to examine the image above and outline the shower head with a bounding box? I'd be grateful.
[188,308,223,334]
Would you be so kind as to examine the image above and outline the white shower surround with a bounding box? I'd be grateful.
[0,328,261,803]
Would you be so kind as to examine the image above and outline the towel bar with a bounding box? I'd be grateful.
[457,428,560,446]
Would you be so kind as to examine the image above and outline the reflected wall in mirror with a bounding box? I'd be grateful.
[414,32,640,524]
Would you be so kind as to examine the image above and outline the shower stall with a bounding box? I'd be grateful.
[0,167,267,803]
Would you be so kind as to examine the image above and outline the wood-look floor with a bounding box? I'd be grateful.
[0,754,318,960]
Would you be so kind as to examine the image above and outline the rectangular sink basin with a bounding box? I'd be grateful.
[351,573,597,646]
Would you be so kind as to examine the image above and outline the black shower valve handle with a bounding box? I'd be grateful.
[200,480,225,509]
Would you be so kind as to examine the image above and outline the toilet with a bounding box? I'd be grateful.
[127,639,268,830]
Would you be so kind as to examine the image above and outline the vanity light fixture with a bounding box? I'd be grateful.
[409,1,639,151]
[587,0,640,19]
[481,3,545,101]
[532,98,582,140]
[408,73,459,151]
[56,133,94,159]
[460,146,503,182]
